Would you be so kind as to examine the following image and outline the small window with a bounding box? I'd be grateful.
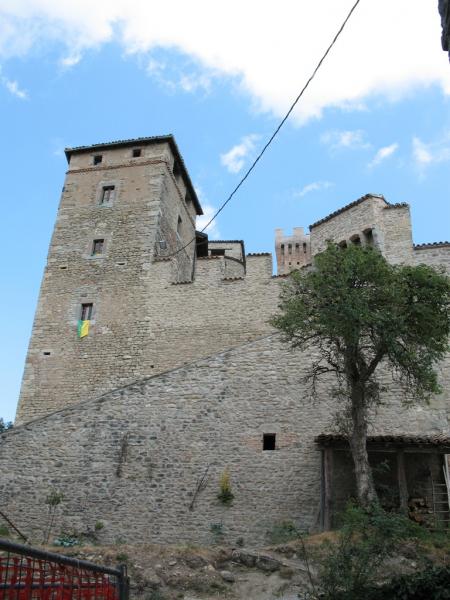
[132,148,142,158]
[91,239,104,256]
[43,351,51,356]
[303,242,307,253]
[93,155,103,165]
[80,303,93,321]
[100,185,115,204]
[210,248,225,256]
[363,228,374,246]
[288,244,292,254]
[177,216,182,235]
[295,243,300,250]
[280,244,285,255]
[263,433,276,451]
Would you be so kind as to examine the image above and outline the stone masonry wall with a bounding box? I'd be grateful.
[2,335,449,547]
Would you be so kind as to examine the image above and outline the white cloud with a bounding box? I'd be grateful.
[2,76,27,99]
[60,52,82,68]
[321,129,370,150]
[195,187,220,238]
[368,142,398,168]
[0,2,448,122]
[294,181,333,198]
[412,136,450,168]
[220,134,259,174]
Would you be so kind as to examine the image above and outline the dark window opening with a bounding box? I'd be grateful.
[339,240,348,249]
[295,243,300,250]
[92,239,104,256]
[288,244,292,254]
[132,148,142,157]
[101,185,115,204]
[263,433,276,451]
[363,228,374,246]
[93,155,103,165]
[210,248,225,256]
[177,216,182,236]
[303,242,307,253]
[173,161,182,180]
[43,351,51,356]
[81,303,93,321]
[350,235,361,246]
[280,244,285,255]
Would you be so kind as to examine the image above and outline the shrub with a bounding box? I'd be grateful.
[318,503,423,600]
[269,520,300,544]
[217,468,234,505]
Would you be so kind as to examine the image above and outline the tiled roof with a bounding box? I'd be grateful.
[384,202,409,209]
[64,134,202,215]
[309,194,386,229]
[315,433,450,449]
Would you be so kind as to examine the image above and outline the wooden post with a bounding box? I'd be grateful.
[323,448,333,530]
[397,450,409,512]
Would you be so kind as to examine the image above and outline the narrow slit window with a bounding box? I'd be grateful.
[132,148,142,157]
[263,433,276,451]
[280,244,285,255]
[177,216,182,236]
[80,303,93,321]
[101,185,115,204]
[288,244,292,254]
[303,242,307,253]
[91,239,104,256]
[93,155,103,165]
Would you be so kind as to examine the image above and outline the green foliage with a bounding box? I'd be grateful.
[54,531,80,547]
[0,524,10,537]
[363,566,450,600]
[0,418,13,433]
[210,522,224,543]
[268,520,300,544]
[217,468,234,505]
[94,521,104,531]
[317,503,424,600]
[272,244,450,404]
[45,489,63,507]
[116,552,129,563]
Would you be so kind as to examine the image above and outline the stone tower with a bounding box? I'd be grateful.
[275,227,311,275]
[15,136,203,424]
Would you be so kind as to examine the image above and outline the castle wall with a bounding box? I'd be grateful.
[2,335,448,547]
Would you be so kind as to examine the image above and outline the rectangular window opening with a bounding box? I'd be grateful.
[101,185,115,204]
[43,351,51,356]
[91,239,105,256]
[93,155,103,165]
[263,433,276,451]
[210,248,225,256]
[80,303,93,321]
[132,148,142,157]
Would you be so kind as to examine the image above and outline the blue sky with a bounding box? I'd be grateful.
[1,0,450,421]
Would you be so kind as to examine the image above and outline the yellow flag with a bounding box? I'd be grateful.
[78,320,90,338]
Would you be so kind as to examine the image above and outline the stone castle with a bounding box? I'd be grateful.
[2,136,450,545]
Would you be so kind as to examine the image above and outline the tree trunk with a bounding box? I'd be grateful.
[349,385,378,508]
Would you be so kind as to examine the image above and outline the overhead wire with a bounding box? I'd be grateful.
[164,0,362,258]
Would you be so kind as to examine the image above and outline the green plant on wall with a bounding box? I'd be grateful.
[43,489,63,544]
[217,468,234,505]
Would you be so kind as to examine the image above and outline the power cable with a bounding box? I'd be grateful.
[165,0,362,258]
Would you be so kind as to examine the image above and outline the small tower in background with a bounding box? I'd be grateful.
[275,227,311,275]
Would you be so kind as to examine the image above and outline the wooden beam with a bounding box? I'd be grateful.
[323,448,333,530]
[397,450,409,512]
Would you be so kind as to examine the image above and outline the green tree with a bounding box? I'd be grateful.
[0,418,13,433]
[272,244,450,508]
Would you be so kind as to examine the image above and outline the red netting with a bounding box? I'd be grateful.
[0,555,119,600]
